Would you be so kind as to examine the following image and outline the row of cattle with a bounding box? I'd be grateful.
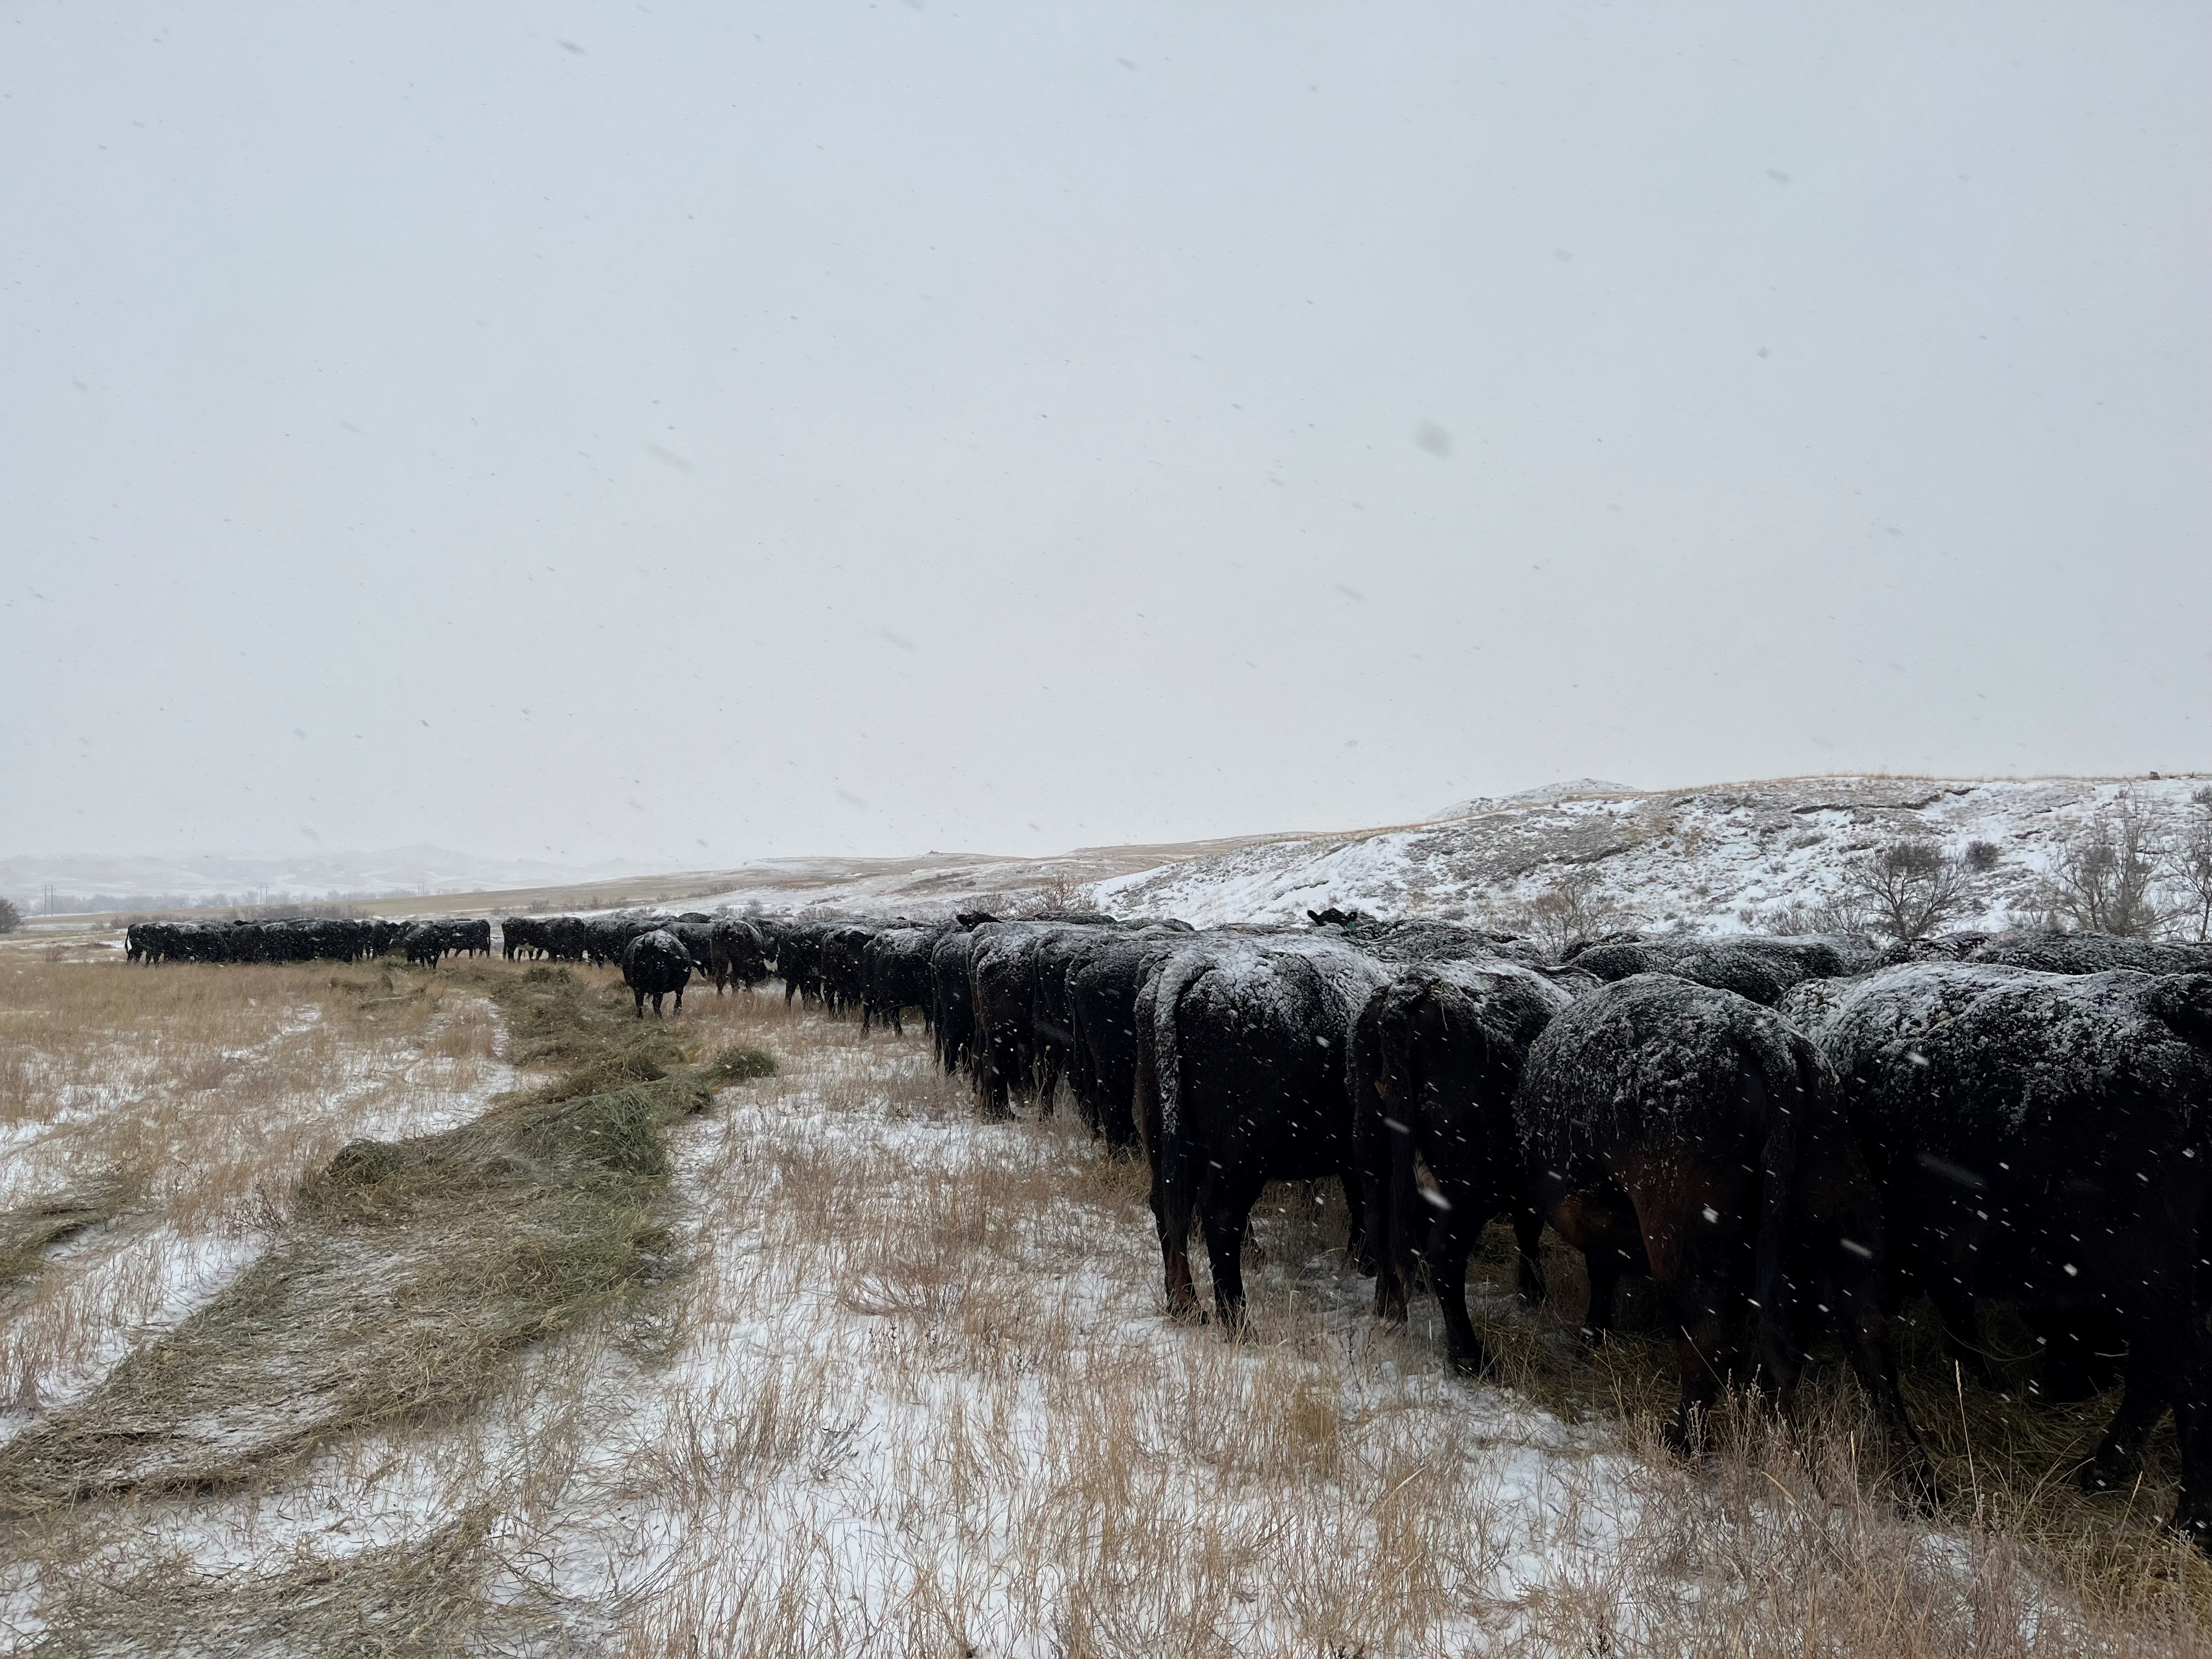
[121,899,2212,1540]
[737,908,2212,1544]
[125,917,493,966]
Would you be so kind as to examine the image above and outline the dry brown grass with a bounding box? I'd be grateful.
[0,960,515,1425]
[0,966,762,1511]
[7,962,2212,1655]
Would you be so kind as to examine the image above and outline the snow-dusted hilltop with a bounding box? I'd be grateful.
[1425,779,1638,821]
[1093,774,2211,932]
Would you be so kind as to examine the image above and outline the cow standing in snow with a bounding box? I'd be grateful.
[1792,963,2212,1544]
[622,928,694,1018]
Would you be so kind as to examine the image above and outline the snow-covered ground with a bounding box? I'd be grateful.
[7,998,2016,1656]
[0,988,519,1443]
[1093,773,2212,932]
[0,964,2117,1654]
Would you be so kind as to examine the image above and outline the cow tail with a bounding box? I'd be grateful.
[1150,970,1197,1246]
[1752,1033,1815,1384]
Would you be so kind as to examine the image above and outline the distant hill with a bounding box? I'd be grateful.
[1093,774,2212,932]
[1426,779,1638,820]
[0,846,666,910]
[17,775,2210,935]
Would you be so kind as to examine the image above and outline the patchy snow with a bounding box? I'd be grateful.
[1093,774,2212,933]
[1429,778,1641,821]
[0,999,520,1446]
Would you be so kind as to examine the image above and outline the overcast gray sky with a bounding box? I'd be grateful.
[5,3,2207,867]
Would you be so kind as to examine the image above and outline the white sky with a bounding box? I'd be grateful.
[4,3,2207,866]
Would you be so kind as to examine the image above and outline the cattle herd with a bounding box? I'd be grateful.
[117,900,2212,1545]
[124,916,492,966]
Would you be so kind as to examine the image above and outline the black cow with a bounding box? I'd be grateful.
[768,918,827,1007]
[818,922,882,1018]
[1572,932,1878,1005]
[501,917,543,960]
[540,916,590,962]
[586,913,663,969]
[708,917,770,994]
[1355,957,1585,1371]
[1135,934,1390,1327]
[862,924,945,1035]
[930,928,980,1075]
[1515,974,1929,1485]
[622,928,694,1018]
[1066,928,1197,1151]
[1795,964,2212,1542]
[668,921,719,981]
[968,922,1095,1118]
[1964,929,2212,977]
[1321,913,1547,967]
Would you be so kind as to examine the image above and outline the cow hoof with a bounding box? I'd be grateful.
[2077,1453,2140,1496]
[1661,1418,1708,1464]
[1892,1456,1942,1516]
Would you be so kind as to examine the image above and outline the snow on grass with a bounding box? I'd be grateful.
[1096,774,2212,933]
[0,974,520,1442]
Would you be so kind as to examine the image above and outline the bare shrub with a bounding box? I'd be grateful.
[1747,893,1874,936]
[1844,838,1973,941]
[1514,865,1630,959]
[1964,838,2002,872]
[2045,798,2168,937]
[2170,790,2212,944]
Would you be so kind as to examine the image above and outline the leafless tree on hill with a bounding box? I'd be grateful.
[2042,798,2168,938]
[2168,789,2212,944]
[1517,865,1631,958]
[1842,839,1971,942]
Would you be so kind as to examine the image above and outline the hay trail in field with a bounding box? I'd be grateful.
[0,969,768,1509]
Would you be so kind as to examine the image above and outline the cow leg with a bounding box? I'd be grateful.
[977,1043,1013,1121]
[1153,1159,1202,1321]
[1549,1193,1640,1344]
[1355,1109,1394,1290]
[890,1005,904,1037]
[2084,1364,2175,1496]
[1428,1195,1497,1376]
[1923,1283,2004,1392]
[673,986,684,1015]
[1582,1246,1626,1344]
[1514,1204,1548,1306]
[634,990,646,1019]
[1659,1270,1741,1459]
[1617,1160,1752,1458]
[2172,1376,2212,1548]
[1339,1170,1366,1274]
[1202,1170,1267,1333]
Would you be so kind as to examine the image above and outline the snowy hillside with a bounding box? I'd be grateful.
[1092,774,2212,933]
